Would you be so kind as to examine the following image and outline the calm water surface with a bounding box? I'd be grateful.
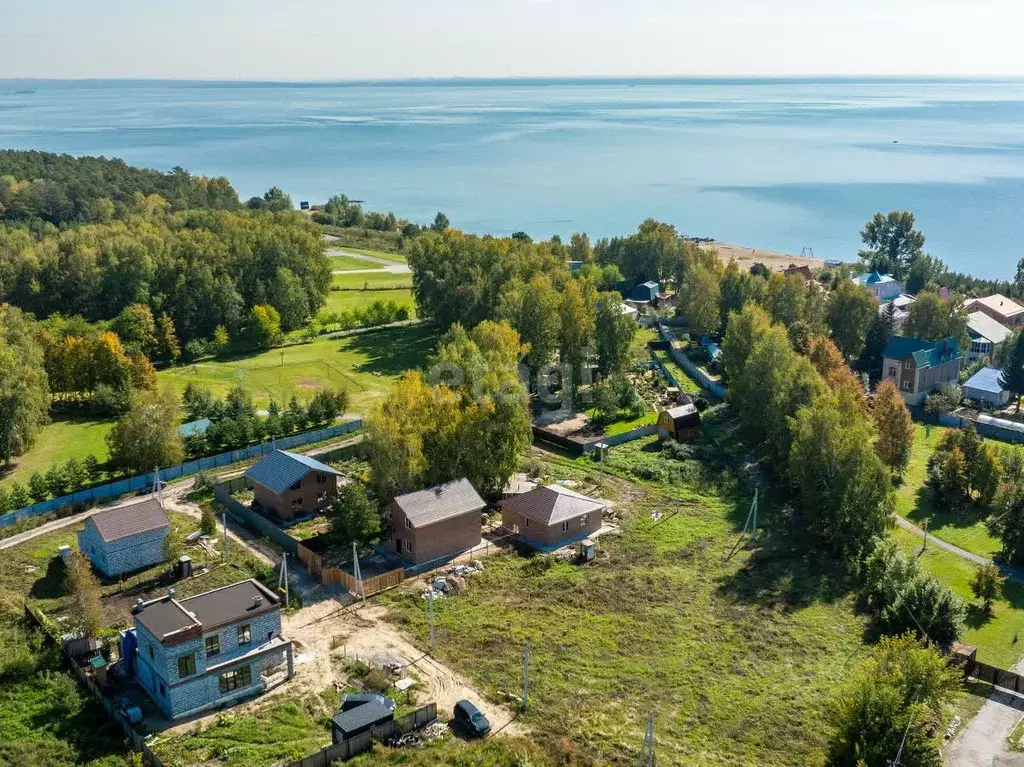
[1,78,1023,278]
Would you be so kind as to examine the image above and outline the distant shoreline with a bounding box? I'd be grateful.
[703,241,824,273]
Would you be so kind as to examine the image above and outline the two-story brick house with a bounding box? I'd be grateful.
[881,336,962,406]
[245,449,343,521]
[132,579,293,719]
[77,496,169,578]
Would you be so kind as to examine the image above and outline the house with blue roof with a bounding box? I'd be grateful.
[881,336,962,406]
[245,450,343,521]
[963,367,1011,408]
[178,418,212,439]
[629,281,661,304]
[853,271,903,302]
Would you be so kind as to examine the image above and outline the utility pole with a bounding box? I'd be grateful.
[637,713,655,767]
[222,512,229,562]
[352,541,365,603]
[523,642,530,710]
[428,592,436,652]
[278,552,289,608]
[751,487,758,537]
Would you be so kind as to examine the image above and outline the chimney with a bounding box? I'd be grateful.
[132,598,145,615]
[253,595,263,609]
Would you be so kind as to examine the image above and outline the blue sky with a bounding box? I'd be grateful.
[1,0,1022,80]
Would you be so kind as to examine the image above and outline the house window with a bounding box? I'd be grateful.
[581,514,589,526]
[561,521,570,533]
[887,366,896,377]
[291,497,304,507]
[205,635,221,657]
[289,480,302,491]
[159,682,166,696]
[218,665,252,694]
[148,645,154,660]
[237,625,251,646]
[404,517,412,530]
[317,473,327,485]
[177,653,196,678]
[901,379,912,392]
[405,540,413,553]
[524,518,531,528]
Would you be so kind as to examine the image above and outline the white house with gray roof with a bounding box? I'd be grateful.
[388,479,485,566]
[967,311,1015,365]
[77,496,169,577]
[132,579,293,719]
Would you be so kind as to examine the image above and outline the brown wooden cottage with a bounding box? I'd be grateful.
[657,403,702,443]
[500,484,605,551]
[389,479,485,566]
[245,450,343,521]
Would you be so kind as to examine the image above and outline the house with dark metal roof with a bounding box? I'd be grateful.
[629,281,661,304]
[782,264,813,283]
[132,579,293,719]
[246,449,343,521]
[500,484,605,550]
[389,479,485,566]
[657,403,702,443]
[77,497,169,577]
[881,336,962,406]
[963,367,1011,408]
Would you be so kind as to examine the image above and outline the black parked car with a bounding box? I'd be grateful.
[453,699,491,738]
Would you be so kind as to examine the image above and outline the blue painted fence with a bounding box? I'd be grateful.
[0,419,363,528]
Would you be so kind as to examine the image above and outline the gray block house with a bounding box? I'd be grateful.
[132,579,293,719]
[246,449,343,521]
[77,497,170,578]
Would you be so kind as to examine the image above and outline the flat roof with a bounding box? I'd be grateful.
[135,579,280,641]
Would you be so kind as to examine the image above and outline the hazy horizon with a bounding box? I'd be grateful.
[3,0,1024,80]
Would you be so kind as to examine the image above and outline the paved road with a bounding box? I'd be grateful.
[945,657,1024,766]
[894,515,1024,585]
[327,248,410,275]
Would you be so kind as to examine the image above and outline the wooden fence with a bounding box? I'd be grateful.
[24,604,166,767]
[962,658,1024,694]
[286,703,437,767]
[296,541,406,596]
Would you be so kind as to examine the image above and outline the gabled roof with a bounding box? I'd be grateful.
[783,264,813,281]
[619,303,638,317]
[332,699,394,735]
[393,479,485,528]
[882,336,960,368]
[178,418,212,438]
[245,449,342,495]
[891,294,917,310]
[89,497,169,543]
[963,367,1006,395]
[967,312,1014,345]
[855,271,898,286]
[663,403,701,429]
[501,484,605,526]
[967,294,1024,319]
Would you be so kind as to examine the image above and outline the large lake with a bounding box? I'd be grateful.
[1,77,1023,279]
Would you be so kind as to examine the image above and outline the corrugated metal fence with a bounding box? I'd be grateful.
[286,703,437,767]
[0,419,362,529]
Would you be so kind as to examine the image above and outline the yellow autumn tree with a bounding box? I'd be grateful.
[873,378,914,475]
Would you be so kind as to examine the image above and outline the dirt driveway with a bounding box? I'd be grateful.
[283,600,525,737]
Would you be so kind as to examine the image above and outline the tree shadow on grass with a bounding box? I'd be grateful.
[30,556,69,601]
[345,323,438,376]
[966,603,996,630]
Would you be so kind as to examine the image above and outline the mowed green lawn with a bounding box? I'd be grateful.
[382,436,871,766]
[332,271,412,290]
[328,253,380,271]
[0,417,113,490]
[160,323,437,412]
[896,424,1022,560]
[324,288,415,316]
[338,246,407,263]
[893,527,1024,669]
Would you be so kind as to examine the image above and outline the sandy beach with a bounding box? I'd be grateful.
[702,241,824,273]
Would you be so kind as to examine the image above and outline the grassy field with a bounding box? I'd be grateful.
[324,287,415,316]
[895,424,1022,560]
[0,417,113,490]
[332,271,413,290]
[893,527,1024,670]
[328,253,380,271]
[160,323,437,412]
[382,422,872,766]
[337,246,407,264]
[652,348,702,396]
